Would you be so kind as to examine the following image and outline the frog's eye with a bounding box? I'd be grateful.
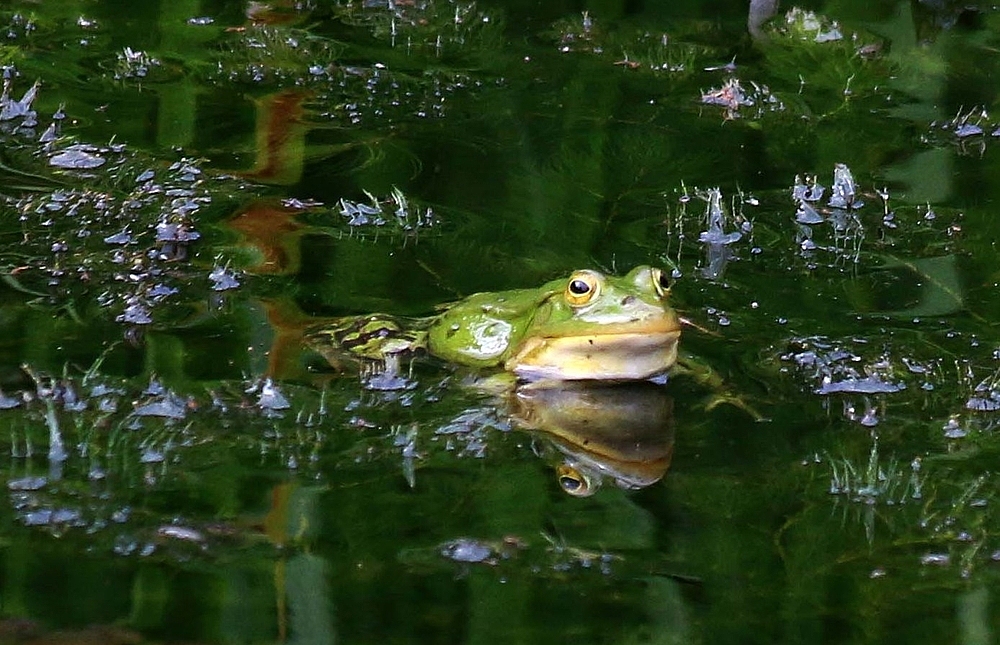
[556,464,596,497]
[651,268,671,297]
[565,270,600,306]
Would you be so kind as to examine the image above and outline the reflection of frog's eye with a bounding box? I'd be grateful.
[557,464,595,496]
[652,268,671,297]
[565,271,600,306]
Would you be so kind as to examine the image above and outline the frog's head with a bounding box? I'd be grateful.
[508,266,681,381]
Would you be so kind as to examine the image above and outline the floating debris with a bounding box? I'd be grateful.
[21,508,83,527]
[966,394,1000,411]
[337,187,438,234]
[792,175,825,202]
[942,417,968,439]
[828,163,862,209]
[0,78,38,122]
[116,297,153,325]
[788,164,866,265]
[0,389,21,409]
[701,77,783,119]
[155,219,200,243]
[114,47,161,80]
[8,476,46,491]
[815,376,904,395]
[795,200,824,224]
[924,106,997,156]
[698,187,743,246]
[964,370,1000,411]
[440,538,494,563]
[132,394,188,419]
[49,144,106,169]
[256,379,291,411]
[920,553,951,566]
[157,524,206,543]
[209,265,241,291]
[701,78,752,115]
[103,230,133,245]
[782,8,844,43]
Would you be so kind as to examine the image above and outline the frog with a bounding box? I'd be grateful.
[307,265,682,385]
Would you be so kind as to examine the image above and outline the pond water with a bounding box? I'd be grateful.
[1,0,1000,643]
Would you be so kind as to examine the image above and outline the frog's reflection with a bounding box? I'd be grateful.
[511,382,674,497]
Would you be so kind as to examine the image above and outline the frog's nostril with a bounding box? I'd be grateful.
[621,295,635,306]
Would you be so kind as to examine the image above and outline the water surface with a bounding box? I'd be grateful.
[1,1,1000,643]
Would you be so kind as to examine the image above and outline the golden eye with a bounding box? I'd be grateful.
[651,267,671,297]
[565,270,600,306]
[556,464,594,497]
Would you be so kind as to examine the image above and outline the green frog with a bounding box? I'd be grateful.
[308,265,681,384]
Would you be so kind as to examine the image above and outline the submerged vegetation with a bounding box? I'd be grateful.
[1,0,1000,642]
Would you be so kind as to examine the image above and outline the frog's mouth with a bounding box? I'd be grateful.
[507,327,681,381]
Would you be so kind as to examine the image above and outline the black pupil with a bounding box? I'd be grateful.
[569,279,590,295]
[657,271,671,291]
[559,476,582,492]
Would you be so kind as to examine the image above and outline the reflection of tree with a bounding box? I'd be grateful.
[748,0,779,40]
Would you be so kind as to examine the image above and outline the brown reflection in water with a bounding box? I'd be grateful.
[512,382,675,496]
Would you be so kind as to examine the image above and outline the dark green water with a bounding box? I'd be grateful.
[1,1,1000,643]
